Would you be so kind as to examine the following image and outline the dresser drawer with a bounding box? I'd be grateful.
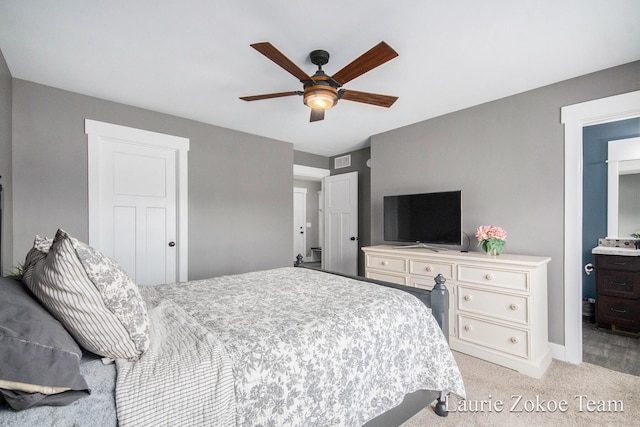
[596,295,639,327]
[366,271,407,285]
[366,255,406,274]
[597,271,640,298]
[457,314,529,359]
[596,255,640,272]
[410,275,443,290]
[457,285,528,325]
[409,259,454,280]
[458,265,528,291]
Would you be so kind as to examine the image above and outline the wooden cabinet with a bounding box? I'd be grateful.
[362,245,552,378]
[595,254,640,335]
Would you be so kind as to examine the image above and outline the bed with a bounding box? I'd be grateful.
[1,229,465,426]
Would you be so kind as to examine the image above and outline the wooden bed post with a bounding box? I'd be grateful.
[432,273,451,418]
[431,274,449,343]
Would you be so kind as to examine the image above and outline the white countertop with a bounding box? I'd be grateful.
[591,246,640,256]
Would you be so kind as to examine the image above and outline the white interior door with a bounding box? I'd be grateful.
[86,120,189,285]
[323,172,358,275]
[104,142,176,285]
[293,187,307,262]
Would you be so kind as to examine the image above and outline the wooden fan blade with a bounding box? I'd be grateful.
[310,109,325,122]
[340,89,398,108]
[240,91,301,101]
[251,42,311,82]
[331,41,398,85]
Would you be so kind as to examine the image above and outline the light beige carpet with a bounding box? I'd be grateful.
[402,351,639,426]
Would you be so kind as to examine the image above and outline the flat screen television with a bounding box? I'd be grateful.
[383,190,462,246]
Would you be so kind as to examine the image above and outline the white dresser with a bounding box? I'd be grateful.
[362,245,552,378]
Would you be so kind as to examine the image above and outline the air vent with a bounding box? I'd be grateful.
[334,155,351,169]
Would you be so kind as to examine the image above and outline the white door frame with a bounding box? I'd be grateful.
[85,119,190,282]
[561,90,640,364]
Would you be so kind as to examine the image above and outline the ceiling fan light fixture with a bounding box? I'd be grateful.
[241,41,399,121]
[303,84,338,110]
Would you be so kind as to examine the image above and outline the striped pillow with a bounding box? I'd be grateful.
[22,229,150,361]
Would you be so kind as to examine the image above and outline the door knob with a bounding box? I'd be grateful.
[350,236,358,241]
[168,241,176,247]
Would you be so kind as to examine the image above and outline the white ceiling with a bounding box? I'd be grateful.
[1,1,639,157]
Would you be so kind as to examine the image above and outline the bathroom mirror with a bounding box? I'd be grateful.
[607,137,640,238]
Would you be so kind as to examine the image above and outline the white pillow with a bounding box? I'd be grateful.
[22,229,150,361]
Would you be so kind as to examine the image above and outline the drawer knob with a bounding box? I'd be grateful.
[510,303,519,311]
[463,295,472,301]
[485,273,494,280]
[425,266,434,272]
[464,325,472,331]
[510,337,520,344]
[381,261,388,266]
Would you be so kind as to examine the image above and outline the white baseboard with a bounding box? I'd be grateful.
[549,342,567,362]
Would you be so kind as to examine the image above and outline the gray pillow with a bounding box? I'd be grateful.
[0,276,90,410]
[22,229,150,361]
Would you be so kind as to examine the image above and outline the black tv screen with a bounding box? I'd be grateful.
[384,191,462,245]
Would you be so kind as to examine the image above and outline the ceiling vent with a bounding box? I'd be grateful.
[334,154,351,169]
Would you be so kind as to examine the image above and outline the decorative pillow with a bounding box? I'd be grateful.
[0,276,90,410]
[21,235,53,285]
[22,229,150,361]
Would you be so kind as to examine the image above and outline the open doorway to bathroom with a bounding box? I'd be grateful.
[581,118,640,376]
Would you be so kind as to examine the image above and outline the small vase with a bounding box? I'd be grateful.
[485,247,500,258]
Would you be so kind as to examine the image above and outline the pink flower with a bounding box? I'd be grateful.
[475,225,507,242]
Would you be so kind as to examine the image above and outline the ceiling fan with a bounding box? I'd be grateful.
[240,41,399,122]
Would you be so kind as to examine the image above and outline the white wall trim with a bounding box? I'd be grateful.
[549,342,565,362]
[85,119,190,282]
[293,164,330,181]
[561,90,640,364]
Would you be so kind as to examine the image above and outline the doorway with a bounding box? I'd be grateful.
[293,164,329,267]
[581,120,640,375]
[562,90,640,364]
[293,187,307,262]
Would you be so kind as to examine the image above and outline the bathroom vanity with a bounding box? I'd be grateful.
[592,244,640,336]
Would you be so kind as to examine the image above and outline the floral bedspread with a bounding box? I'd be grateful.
[141,267,465,426]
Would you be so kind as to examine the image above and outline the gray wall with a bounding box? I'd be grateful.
[0,50,11,275]
[370,61,640,346]
[294,150,330,170]
[11,79,293,279]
